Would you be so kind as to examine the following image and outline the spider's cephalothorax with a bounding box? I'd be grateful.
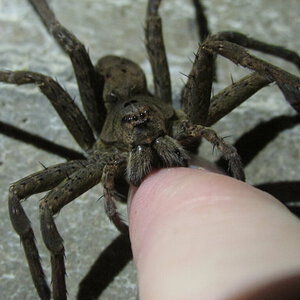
[104,94,190,182]
[1,0,300,299]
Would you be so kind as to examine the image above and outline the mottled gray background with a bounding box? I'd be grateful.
[0,0,300,299]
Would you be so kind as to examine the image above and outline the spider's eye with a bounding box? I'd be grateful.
[175,150,181,157]
[121,116,128,123]
[108,91,119,103]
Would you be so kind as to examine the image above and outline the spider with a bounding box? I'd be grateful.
[1,0,300,299]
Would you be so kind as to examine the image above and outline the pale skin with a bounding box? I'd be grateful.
[128,168,300,300]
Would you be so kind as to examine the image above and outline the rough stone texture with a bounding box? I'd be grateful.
[0,0,299,299]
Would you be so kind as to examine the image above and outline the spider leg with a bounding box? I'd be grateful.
[0,120,85,160]
[202,39,300,112]
[212,31,300,71]
[175,121,245,181]
[145,0,172,104]
[206,72,270,126]
[102,161,128,234]
[0,70,95,151]
[28,0,106,135]
[181,45,214,125]
[39,159,107,300]
[191,0,218,81]
[9,160,87,300]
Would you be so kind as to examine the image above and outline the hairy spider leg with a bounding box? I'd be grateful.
[181,46,214,125]
[206,72,270,126]
[176,121,245,181]
[29,0,106,136]
[178,28,300,127]
[175,121,245,181]
[211,31,300,71]
[8,160,87,300]
[0,71,95,151]
[102,160,129,234]
[203,39,300,113]
[191,0,218,80]
[181,32,300,127]
[184,2,300,125]
[145,0,172,104]
[38,159,107,300]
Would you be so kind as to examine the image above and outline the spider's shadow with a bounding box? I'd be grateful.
[77,234,133,300]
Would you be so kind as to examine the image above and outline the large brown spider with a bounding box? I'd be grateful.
[1,0,300,299]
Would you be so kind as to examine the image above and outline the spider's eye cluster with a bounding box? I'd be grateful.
[105,91,119,104]
[139,111,147,119]
[121,110,150,123]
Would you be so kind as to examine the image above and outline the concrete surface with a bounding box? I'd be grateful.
[0,0,300,299]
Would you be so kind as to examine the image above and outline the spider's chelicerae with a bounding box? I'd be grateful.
[1,0,300,299]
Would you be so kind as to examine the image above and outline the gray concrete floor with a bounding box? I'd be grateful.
[0,0,300,299]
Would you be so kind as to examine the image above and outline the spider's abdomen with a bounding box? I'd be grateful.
[95,55,148,111]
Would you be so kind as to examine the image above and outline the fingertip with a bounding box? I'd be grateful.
[128,167,251,266]
[128,167,270,259]
[128,168,300,300]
